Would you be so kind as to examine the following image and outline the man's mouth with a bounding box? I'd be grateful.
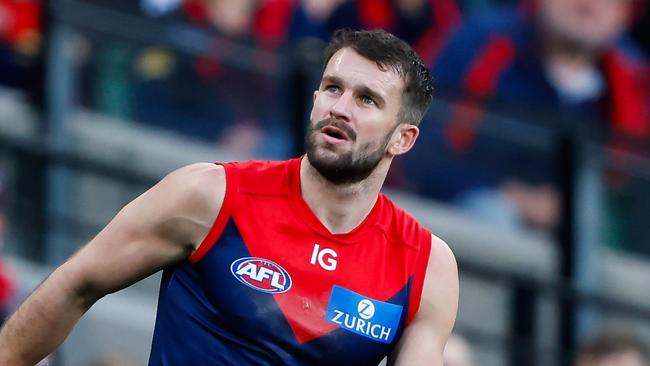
[321,126,349,141]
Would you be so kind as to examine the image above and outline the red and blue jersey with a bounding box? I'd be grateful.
[148,157,432,365]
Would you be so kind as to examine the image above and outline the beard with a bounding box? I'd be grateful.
[305,117,393,185]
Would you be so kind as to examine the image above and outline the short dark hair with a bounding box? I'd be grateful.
[577,332,649,362]
[323,29,433,126]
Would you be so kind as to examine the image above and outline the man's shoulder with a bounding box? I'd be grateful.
[163,162,226,198]
[225,158,295,172]
[377,193,432,250]
[157,163,227,217]
[223,158,299,196]
[377,196,454,266]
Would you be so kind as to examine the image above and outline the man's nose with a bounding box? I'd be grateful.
[329,91,353,122]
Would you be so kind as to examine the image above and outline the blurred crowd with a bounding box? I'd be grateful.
[402,0,650,257]
[3,0,648,254]
[0,0,40,86]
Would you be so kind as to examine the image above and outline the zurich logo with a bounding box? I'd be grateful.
[230,257,292,294]
[357,299,375,320]
[325,286,403,343]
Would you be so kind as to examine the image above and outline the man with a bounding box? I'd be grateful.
[0,29,459,365]
[575,331,648,366]
[407,0,650,234]
[443,333,474,366]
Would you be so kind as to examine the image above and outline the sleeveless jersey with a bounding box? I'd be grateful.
[148,157,432,365]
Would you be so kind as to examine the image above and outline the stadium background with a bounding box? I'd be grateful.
[0,0,649,365]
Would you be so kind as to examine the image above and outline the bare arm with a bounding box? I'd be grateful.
[388,235,459,366]
[0,163,225,366]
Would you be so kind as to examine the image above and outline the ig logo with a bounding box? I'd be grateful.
[310,244,338,271]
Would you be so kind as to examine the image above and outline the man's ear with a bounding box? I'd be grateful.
[387,123,419,156]
[310,90,318,121]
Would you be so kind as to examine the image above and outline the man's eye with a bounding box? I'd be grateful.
[361,96,376,106]
[325,85,340,93]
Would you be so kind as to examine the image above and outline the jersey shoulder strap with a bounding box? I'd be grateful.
[188,159,296,262]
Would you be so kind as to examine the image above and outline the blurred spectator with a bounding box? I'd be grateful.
[630,0,650,55]
[0,259,14,321]
[0,172,15,322]
[575,331,648,366]
[82,0,294,158]
[80,0,293,45]
[78,0,153,15]
[134,0,291,157]
[141,0,183,18]
[0,0,42,93]
[406,0,650,233]
[183,0,259,40]
[0,0,40,56]
[444,333,475,366]
[182,0,297,47]
[457,0,520,13]
[286,0,344,42]
[326,0,461,60]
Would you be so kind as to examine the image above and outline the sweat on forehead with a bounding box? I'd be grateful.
[325,48,402,81]
[323,38,407,78]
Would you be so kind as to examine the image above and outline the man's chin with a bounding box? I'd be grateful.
[309,152,342,169]
[312,142,349,158]
[308,147,350,168]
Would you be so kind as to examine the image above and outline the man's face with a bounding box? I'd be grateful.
[539,0,633,51]
[205,0,258,37]
[306,47,405,185]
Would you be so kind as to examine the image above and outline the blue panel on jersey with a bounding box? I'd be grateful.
[325,285,403,344]
[149,219,293,365]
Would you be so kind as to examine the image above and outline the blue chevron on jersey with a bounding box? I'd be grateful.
[325,285,403,344]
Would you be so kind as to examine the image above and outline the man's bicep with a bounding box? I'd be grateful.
[389,235,459,366]
[419,235,459,343]
[67,163,226,296]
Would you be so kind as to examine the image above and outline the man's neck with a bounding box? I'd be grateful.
[299,156,388,234]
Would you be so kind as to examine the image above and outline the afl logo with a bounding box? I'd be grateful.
[230,257,292,294]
